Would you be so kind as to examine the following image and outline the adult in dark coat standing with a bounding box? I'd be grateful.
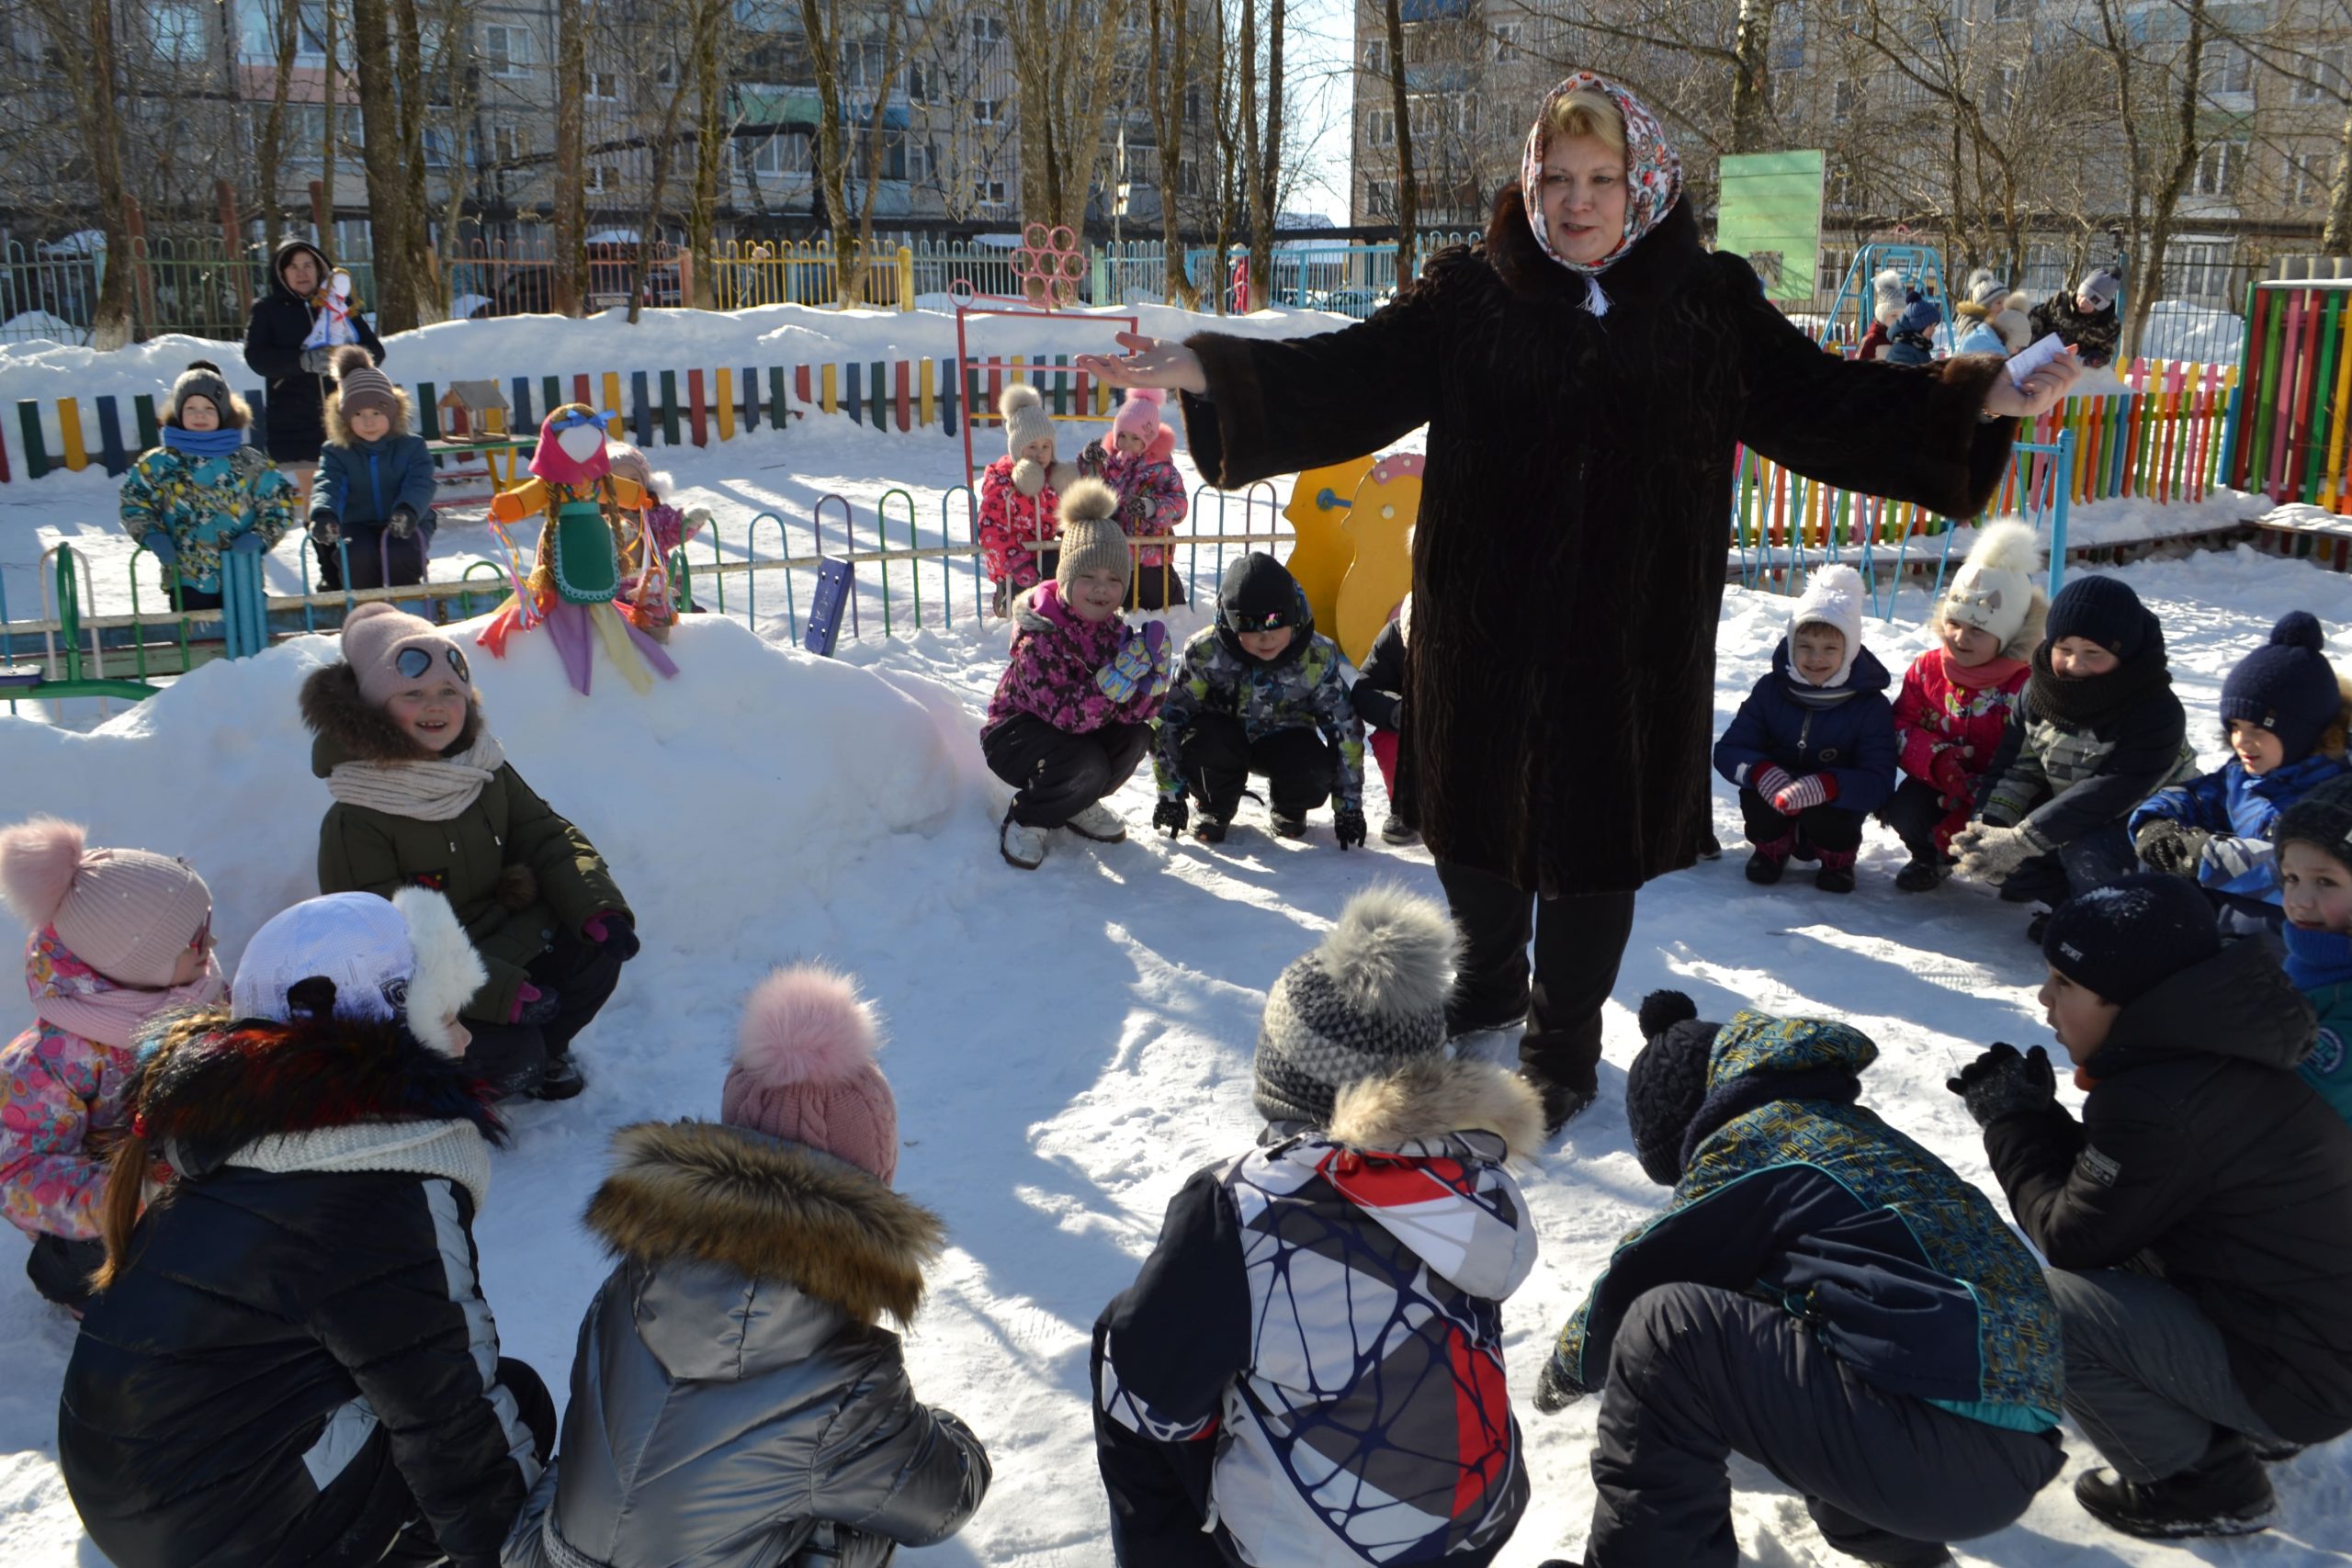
[1078,73,2081,1131]
[243,238,387,474]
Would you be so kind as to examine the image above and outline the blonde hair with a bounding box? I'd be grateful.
[1544,89,1626,156]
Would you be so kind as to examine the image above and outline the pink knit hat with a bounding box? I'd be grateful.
[1108,387,1173,461]
[0,818,212,989]
[341,601,473,708]
[721,964,899,1183]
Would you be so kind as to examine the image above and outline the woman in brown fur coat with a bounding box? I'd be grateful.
[1079,72,2081,1133]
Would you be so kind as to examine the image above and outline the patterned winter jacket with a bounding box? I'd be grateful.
[1893,649,2032,850]
[978,456,1064,589]
[982,582,1169,739]
[0,931,146,1240]
[2285,921,2352,1126]
[119,442,297,593]
[1078,440,1189,568]
[1978,673,2197,848]
[2129,751,2352,902]
[1549,1010,2064,1433]
[1152,626,1367,809]
[1094,1058,1540,1568]
[1713,642,1899,816]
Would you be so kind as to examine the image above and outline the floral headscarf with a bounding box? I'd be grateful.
[1520,73,1684,314]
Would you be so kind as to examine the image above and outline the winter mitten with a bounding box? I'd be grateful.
[1333,804,1368,851]
[1533,1354,1592,1413]
[678,505,712,546]
[1770,773,1838,815]
[512,982,561,1028]
[228,530,268,555]
[1952,821,2049,884]
[1152,796,1189,837]
[582,912,640,962]
[1747,763,1797,804]
[1097,629,1159,704]
[1121,491,1152,527]
[1077,439,1108,477]
[1928,746,1974,800]
[387,504,419,540]
[299,345,334,374]
[308,512,341,547]
[141,531,180,569]
[2134,819,2211,879]
[1946,1043,2058,1128]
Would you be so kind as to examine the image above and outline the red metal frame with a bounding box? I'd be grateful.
[952,280,1139,486]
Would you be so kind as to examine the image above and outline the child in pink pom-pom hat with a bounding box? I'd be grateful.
[1079,386,1190,610]
[511,964,992,1568]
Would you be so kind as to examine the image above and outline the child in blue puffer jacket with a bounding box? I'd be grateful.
[1714,565,1897,894]
[309,344,437,592]
[2131,612,2351,933]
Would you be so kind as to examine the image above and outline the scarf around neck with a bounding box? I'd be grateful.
[2027,638,2170,728]
[26,926,223,1049]
[1519,72,1684,316]
[327,730,508,821]
[2284,921,2352,994]
[1941,649,2030,692]
[162,425,248,458]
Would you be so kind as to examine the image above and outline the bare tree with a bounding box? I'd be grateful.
[2137,0,2211,351]
[1008,0,1132,233]
[686,0,729,307]
[1147,0,1198,304]
[28,0,135,344]
[553,0,588,314]
[252,0,306,239]
[351,0,428,330]
[1380,0,1418,264]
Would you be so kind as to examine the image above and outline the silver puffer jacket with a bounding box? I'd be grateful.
[503,1121,991,1568]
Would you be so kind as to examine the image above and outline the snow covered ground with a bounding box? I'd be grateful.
[3,536,2350,1564]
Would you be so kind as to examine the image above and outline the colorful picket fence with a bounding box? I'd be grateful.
[2226,281,2352,509]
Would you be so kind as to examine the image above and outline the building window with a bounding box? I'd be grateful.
[752,131,812,175]
[1366,107,1394,148]
[976,177,1010,208]
[483,23,530,75]
[2208,43,2252,96]
[1831,78,1856,123]
[2298,45,2347,104]
[1178,156,1199,196]
[1992,0,2023,18]
[975,97,1001,125]
[493,124,530,164]
[2194,138,2244,197]
[908,61,936,102]
[907,141,929,183]
[1364,38,1388,75]
[589,70,618,99]
[153,3,209,62]
[971,15,1005,47]
[1365,178,1394,215]
[587,164,616,191]
[1494,22,1522,62]
[2289,152,2331,206]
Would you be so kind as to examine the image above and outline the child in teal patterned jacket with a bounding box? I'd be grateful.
[118,362,295,612]
[2274,773,2352,1122]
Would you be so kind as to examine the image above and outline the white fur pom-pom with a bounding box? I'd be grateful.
[0,817,87,930]
[1315,884,1461,1016]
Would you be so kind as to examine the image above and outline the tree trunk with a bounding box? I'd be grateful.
[1238,0,1261,303]
[322,0,338,232]
[797,0,860,308]
[2325,99,2352,254]
[1252,0,1283,303]
[431,0,477,312]
[1147,0,1194,306]
[850,1,908,306]
[2135,0,2208,355]
[351,0,421,332]
[253,0,303,240]
[1381,0,1416,267]
[31,0,135,345]
[392,0,444,322]
[552,0,587,315]
[688,0,726,308]
[1728,0,1773,154]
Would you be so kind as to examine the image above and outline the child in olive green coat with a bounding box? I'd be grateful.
[300,603,635,1099]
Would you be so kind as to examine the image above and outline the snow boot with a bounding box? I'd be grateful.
[1815,848,1857,895]
[1895,853,1953,892]
[2074,1442,2276,1540]
[534,1055,588,1101]
[1269,808,1308,839]
[1193,815,1231,845]
[1746,837,1792,885]
[2025,908,2052,945]
[1064,800,1127,843]
[1526,1071,1595,1137]
[2252,1438,2305,1465]
[1448,1017,1525,1068]
[1694,830,1723,861]
[1001,818,1049,870]
[1381,815,1419,846]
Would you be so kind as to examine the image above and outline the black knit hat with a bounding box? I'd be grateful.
[1625,991,1720,1186]
[2275,773,2352,867]
[2045,575,2154,662]
[1217,552,1311,660]
[2041,874,2222,1006]
[2221,612,2341,764]
[165,360,246,431]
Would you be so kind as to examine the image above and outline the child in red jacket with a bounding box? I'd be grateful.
[1883,524,2046,890]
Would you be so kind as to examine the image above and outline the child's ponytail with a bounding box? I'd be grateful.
[91,1128,155,1293]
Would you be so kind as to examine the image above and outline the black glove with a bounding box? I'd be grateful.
[1333,803,1368,850]
[388,504,419,540]
[299,345,334,375]
[1121,491,1151,526]
[1152,797,1188,837]
[586,913,640,962]
[1945,1043,2058,1128]
[1532,1355,1591,1413]
[308,511,340,547]
[2134,819,2210,878]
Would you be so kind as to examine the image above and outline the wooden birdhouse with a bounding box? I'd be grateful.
[439,380,511,438]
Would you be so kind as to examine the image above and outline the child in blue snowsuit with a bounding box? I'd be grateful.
[310,344,438,592]
[2131,611,2349,934]
[2275,773,2352,1124]
[118,362,295,614]
[1713,565,1896,893]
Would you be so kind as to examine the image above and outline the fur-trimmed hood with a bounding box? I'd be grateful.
[130,1009,503,1184]
[1329,1055,1546,1163]
[301,658,484,771]
[1484,181,1705,310]
[584,1119,945,1325]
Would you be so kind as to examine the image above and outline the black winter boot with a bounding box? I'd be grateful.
[1269,808,1308,839]
[1193,815,1230,844]
[2074,1442,2276,1540]
[1745,848,1786,885]
[1894,854,1952,892]
[1524,1070,1595,1136]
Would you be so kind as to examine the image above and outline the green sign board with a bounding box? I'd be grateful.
[1717,150,1826,304]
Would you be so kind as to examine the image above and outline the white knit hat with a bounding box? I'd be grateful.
[1787,564,1866,689]
[1001,383,1055,459]
[1941,522,2045,656]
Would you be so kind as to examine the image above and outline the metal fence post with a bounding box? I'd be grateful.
[2046,428,2075,599]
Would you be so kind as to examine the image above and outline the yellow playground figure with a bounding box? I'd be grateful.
[479,404,680,694]
[1283,454,1424,665]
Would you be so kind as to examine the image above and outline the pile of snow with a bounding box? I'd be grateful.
[5,544,2352,1565]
